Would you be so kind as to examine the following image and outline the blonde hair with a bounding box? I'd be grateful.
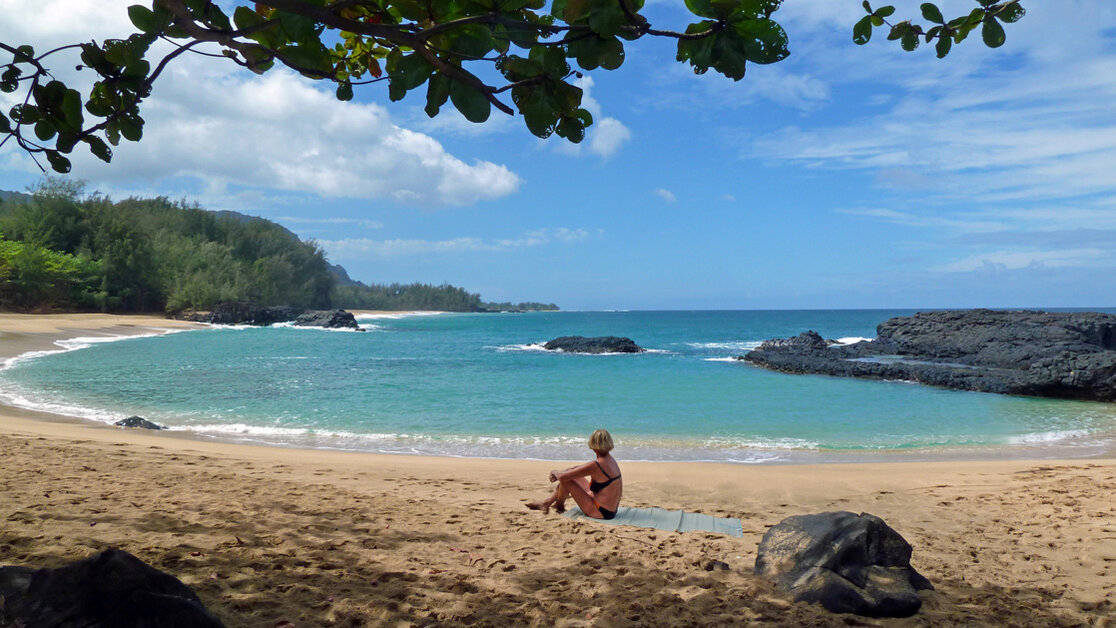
[588,429,614,454]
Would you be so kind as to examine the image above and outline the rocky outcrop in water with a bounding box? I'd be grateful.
[542,336,644,354]
[294,309,360,330]
[744,310,1116,401]
[755,511,932,617]
[0,548,224,627]
[186,302,300,326]
[114,416,166,430]
[186,303,361,329]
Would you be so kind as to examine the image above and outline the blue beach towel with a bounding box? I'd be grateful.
[563,506,743,538]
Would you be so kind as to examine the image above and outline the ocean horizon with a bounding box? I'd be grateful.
[3,309,1115,464]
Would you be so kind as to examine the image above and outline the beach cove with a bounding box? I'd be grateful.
[1,313,1115,626]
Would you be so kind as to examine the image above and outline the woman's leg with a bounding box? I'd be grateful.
[558,477,602,518]
[526,485,561,513]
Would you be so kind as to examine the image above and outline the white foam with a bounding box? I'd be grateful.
[353,311,447,321]
[687,341,762,352]
[834,336,873,345]
[2,329,192,371]
[1008,429,1093,445]
[490,343,550,353]
[704,357,743,362]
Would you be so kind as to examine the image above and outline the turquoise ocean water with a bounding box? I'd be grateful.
[3,310,1115,463]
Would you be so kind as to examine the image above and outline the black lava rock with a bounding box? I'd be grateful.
[754,511,933,618]
[0,548,224,627]
[744,310,1116,401]
[114,416,166,430]
[294,309,361,330]
[186,302,302,326]
[542,336,644,354]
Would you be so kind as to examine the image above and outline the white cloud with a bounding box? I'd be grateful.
[655,188,676,203]
[554,77,631,158]
[279,216,385,230]
[321,227,589,259]
[0,0,522,208]
[933,248,1108,273]
[749,4,1116,209]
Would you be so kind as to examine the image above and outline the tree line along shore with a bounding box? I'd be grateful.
[0,179,557,315]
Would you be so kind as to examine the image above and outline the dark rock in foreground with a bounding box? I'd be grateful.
[0,548,224,627]
[115,415,166,430]
[294,308,361,330]
[542,336,644,354]
[744,310,1116,401]
[755,511,932,618]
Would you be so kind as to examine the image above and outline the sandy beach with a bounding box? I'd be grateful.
[1,314,1114,626]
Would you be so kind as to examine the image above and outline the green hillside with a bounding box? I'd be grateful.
[0,179,555,314]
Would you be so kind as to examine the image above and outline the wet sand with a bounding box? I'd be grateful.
[1,314,1114,626]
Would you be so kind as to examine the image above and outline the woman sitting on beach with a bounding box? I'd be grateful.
[527,429,622,519]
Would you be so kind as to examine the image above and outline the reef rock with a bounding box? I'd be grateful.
[114,416,166,430]
[542,336,644,354]
[0,548,224,627]
[754,511,932,618]
[294,309,361,330]
[744,310,1116,401]
[186,302,301,326]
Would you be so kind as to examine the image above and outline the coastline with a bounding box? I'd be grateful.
[2,313,1115,624]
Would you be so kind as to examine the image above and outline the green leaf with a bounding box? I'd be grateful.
[919,3,943,24]
[45,150,71,174]
[60,89,84,131]
[862,0,871,13]
[13,45,34,64]
[279,10,320,46]
[853,16,873,45]
[128,5,160,33]
[876,5,895,18]
[84,135,113,162]
[935,31,952,57]
[0,112,9,133]
[588,1,624,38]
[118,116,143,142]
[981,16,1005,47]
[596,37,624,70]
[34,120,56,142]
[425,73,450,117]
[685,0,716,19]
[998,3,1025,23]
[730,17,789,65]
[279,44,333,76]
[449,81,491,123]
[901,29,920,51]
[10,104,40,124]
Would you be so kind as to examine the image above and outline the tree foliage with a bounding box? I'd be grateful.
[0,179,335,312]
[0,0,1025,173]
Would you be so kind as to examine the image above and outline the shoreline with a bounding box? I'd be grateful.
[2,313,1115,624]
[0,311,1114,464]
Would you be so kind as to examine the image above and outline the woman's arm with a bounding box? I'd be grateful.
[549,460,597,483]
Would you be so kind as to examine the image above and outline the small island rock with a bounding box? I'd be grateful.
[754,511,932,618]
[542,336,644,354]
[294,309,361,330]
[114,416,166,430]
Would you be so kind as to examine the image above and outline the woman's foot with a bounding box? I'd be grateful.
[553,501,567,514]
[525,499,552,514]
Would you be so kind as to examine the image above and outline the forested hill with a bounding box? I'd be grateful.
[0,181,556,314]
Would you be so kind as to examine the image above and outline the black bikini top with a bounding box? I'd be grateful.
[589,459,621,493]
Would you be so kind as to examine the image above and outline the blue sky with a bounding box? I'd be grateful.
[2,1,1115,310]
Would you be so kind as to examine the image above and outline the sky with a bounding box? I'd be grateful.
[1,1,1114,310]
